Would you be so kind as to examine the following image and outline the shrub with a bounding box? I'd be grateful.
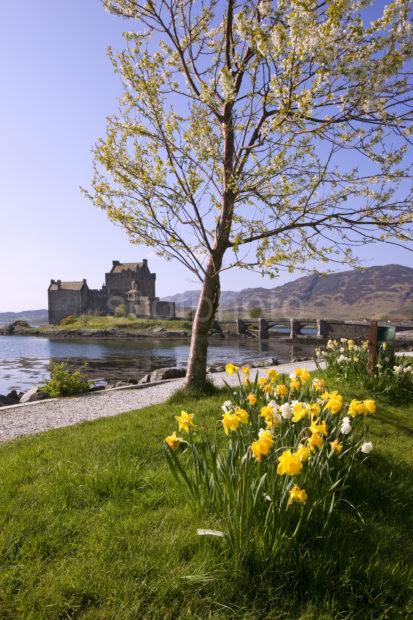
[13,319,30,328]
[249,307,262,319]
[59,315,77,326]
[114,304,127,318]
[316,338,413,403]
[42,362,90,398]
[79,314,90,327]
[164,365,374,565]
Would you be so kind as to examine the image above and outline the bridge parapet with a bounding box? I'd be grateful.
[211,317,400,342]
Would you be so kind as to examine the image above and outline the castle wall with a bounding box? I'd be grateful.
[48,289,88,324]
[105,266,155,298]
[88,289,110,315]
[152,299,176,318]
[48,261,173,323]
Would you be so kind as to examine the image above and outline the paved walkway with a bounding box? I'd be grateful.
[0,360,319,442]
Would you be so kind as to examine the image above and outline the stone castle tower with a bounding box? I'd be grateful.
[48,260,175,324]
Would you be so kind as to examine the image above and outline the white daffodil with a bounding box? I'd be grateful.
[361,441,373,454]
[340,416,351,435]
[280,402,293,420]
[221,400,233,413]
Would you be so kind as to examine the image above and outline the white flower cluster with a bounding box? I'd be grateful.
[337,355,350,364]
[361,442,374,454]
[280,402,293,420]
[219,67,236,102]
[393,364,413,375]
[267,400,282,424]
[340,416,351,435]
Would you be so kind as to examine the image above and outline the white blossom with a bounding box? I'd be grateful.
[219,67,236,102]
[221,400,233,413]
[271,24,287,54]
[340,416,351,435]
[258,0,271,18]
[280,402,293,420]
[361,441,373,454]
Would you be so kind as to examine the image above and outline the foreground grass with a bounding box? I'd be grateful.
[0,386,412,618]
[42,314,192,332]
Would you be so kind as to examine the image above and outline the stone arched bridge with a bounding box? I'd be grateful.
[209,318,410,341]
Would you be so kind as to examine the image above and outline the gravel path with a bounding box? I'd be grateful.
[0,360,320,442]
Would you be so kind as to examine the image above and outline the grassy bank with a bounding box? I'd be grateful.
[40,314,192,333]
[0,386,412,618]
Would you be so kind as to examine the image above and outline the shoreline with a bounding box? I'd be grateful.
[0,325,324,344]
[0,359,320,442]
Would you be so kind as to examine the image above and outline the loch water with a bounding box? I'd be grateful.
[0,335,317,394]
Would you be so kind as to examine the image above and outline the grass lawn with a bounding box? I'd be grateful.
[0,385,412,619]
[42,315,192,333]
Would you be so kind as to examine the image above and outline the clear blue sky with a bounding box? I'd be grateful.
[0,0,411,312]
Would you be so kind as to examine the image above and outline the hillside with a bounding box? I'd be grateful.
[0,309,48,326]
[166,265,413,320]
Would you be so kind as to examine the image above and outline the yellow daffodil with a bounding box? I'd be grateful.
[251,440,265,462]
[277,450,303,476]
[292,402,309,423]
[307,432,324,452]
[260,405,273,419]
[164,431,181,451]
[247,393,257,406]
[349,398,376,417]
[363,399,376,414]
[225,363,239,376]
[275,383,288,398]
[234,407,249,424]
[258,429,274,451]
[330,440,343,454]
[242,366,250,376]
[325,391,343,414]
[312,378,325,392]
[265,414,281,429]
[290,377,301,391]
[263,383,274,395]
[320,390,331,402]
[295,444,310,462]
[222,412,240,435]
[309,419,328,437]
[175,410,196,433]
[288,485,308,505]
[348,399,364,417]
[258,376,268,388]
[251,429,274,462]
[310,402,321,417]
[295,367,311,383]
[267,369,280,382]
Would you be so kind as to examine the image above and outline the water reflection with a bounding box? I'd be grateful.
[0,336,316,394]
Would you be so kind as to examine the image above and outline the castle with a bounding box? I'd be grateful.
[48,260,175,324]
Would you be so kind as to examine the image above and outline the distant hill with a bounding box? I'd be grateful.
[165,265,413,320]
[0,309,48,326]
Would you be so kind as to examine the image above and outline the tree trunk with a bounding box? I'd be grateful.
[185,255,222,388]
[186,51,236,388]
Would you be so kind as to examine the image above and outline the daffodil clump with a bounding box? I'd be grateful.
[164,365,375,560]
[316,338,413,404]
[315,338,369,383]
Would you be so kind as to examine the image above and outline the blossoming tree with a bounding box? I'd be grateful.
[87,0,413,388]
